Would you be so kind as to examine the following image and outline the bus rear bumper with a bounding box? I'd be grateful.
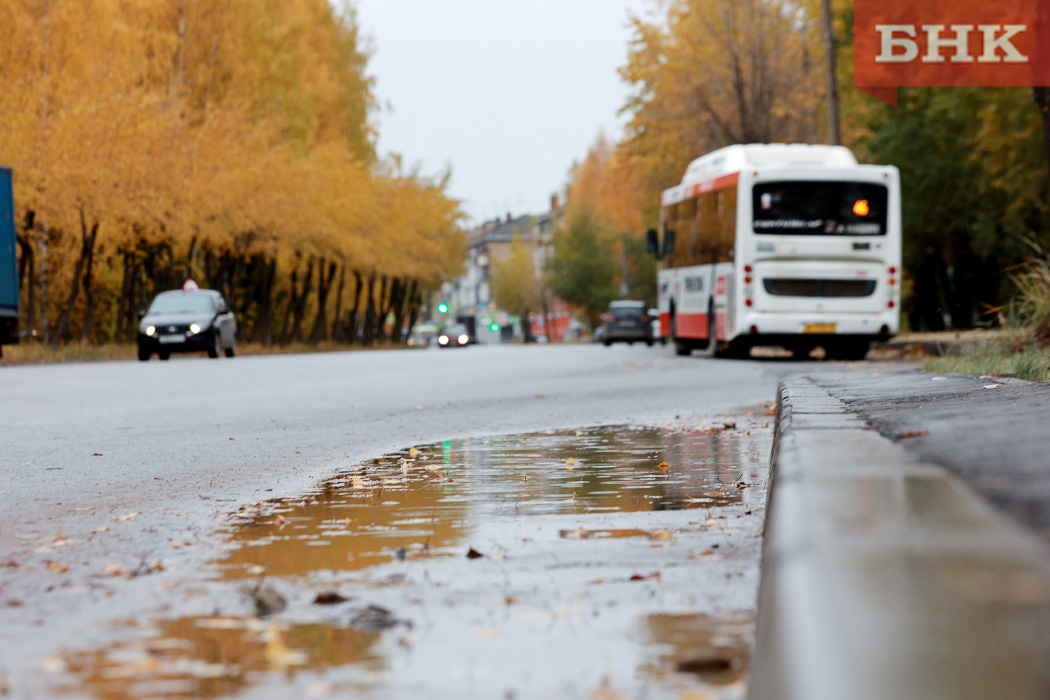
[738,313,896,339]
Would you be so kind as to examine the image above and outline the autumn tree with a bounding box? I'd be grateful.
[620,0,819,195]
[0,0,464,348]
[546,208,620,331]
[490,233,543,341]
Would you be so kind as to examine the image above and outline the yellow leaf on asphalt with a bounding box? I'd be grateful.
[658,461,670,470]
[114,513,138,522]
[353,476,366,489]
[409,447,420,458]
[46,561,68,574]
[651,529,672,541]
[565,457,575,470]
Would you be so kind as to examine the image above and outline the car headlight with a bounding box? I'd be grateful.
[146,325,156,336]
[438,335,449,346]
[190,323,201,334]
[458,334,469,345]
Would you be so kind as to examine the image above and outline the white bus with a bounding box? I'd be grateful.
[648,144,901,360]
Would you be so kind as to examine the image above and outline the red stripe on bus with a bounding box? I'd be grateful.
[674,312,709,340]
[687,172,739,199]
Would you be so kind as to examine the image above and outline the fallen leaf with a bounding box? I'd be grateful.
[352,476,366,489]
[723,421,736,430]
[409,447,420,458]
[629,572,661,582]
[46,561,68,574]
[466,547,484,559]
[650,529,672,541]
[314,592,351,605]
[102,564,123,577]
[896,430,929,439]
[113,513,138,522]
[91,453,103,457]
[983,384,1003,389]
[565,457,575,470]
[658,461,670,470]
[246,565,267,576]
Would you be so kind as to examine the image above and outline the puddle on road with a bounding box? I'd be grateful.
[56,423,772,700]
[217,426,755,581]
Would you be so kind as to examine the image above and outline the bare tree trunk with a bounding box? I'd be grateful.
[405,280,421,340]
[363,273,378,345]
[79,229,98,345]
[330,263,346,340]
[251,255,277,346]
[16,228,35,340]
[346,271,363,344]
[52,211,98,344]
[309,258,337,343]
[284,257,314,344]
[821,0,841,145]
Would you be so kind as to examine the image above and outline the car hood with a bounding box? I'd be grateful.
[140,312,215,330]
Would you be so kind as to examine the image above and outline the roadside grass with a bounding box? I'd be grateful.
[924,242,1050,382]
[0,340,414,366]
[923,334,1050,381]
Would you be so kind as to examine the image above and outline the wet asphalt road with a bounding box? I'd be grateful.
[0,343,808,698]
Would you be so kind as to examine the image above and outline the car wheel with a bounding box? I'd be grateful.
[225,340,236,358]
[159,351,170,361]
[646,339,654,347]
[137,347,150,362]
[208,332,220,359]
[603,338,613,347]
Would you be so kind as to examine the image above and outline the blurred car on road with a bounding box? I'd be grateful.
[600,300,653,347]
[407,323,437,347]
[137,284,237,361]
[437,323,471,348]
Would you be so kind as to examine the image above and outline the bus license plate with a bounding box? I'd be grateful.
[803,323,836,334]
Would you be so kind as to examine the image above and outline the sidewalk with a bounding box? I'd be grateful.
[749,369,1050,700]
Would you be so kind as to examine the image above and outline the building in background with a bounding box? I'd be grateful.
[435,196,577,343]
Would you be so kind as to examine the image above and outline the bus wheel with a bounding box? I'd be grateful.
[826,340,869,361]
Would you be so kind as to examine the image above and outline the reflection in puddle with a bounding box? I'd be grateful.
[218,426,751,580]
[642,611,753,690]
[59,423,771,700]
[62,617,381,700]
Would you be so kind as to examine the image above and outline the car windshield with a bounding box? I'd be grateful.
[609,307,644,319]
[149,293,215,315]
[443,325,467,335]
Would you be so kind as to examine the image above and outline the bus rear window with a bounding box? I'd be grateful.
[752,181,888,236]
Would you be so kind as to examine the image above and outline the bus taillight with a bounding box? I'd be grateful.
[745,299,753,307]
[888,300,895,309]
[744,265,753,273]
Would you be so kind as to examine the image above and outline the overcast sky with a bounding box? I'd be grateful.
[354,0,652,227]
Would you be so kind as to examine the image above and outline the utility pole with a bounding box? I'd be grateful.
[821,0,841,146]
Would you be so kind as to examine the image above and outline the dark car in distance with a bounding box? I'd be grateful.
[601,300,653,346]
[437,323,471,348]
[137,286,237,361]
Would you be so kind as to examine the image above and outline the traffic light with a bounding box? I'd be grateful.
[437,302,449,314]
[489,322,500,332]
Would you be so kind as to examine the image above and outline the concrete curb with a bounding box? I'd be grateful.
[749,375,1050,700]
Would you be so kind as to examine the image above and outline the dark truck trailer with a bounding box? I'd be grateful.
[0,167,18,352]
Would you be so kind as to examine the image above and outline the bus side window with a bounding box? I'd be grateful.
[718,187,738,263]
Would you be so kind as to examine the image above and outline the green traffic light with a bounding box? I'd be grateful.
[437,303,449,314]
[489,322,500,331]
